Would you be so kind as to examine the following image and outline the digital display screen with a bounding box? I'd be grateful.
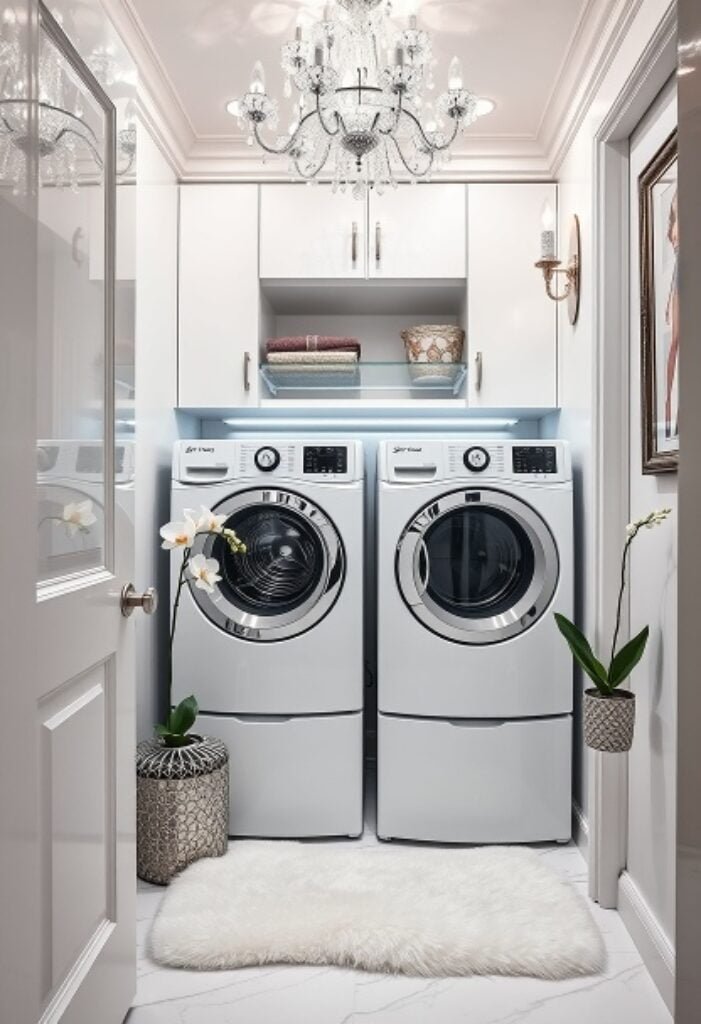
[303,446,347,474]
[512,446,558,474]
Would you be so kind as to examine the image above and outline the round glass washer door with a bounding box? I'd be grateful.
[188,488,345,642]
[395,488,559,644]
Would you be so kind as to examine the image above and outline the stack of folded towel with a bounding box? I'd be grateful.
[264,336,361,387]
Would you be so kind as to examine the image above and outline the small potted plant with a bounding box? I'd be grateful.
[136,506,245,884]
[555,508,671,753]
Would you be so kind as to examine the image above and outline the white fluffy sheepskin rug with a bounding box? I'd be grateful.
[150,841,605,979]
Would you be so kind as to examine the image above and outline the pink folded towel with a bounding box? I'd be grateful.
[266,335,361,355]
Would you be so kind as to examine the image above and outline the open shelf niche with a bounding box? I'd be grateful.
[258,278,468,407]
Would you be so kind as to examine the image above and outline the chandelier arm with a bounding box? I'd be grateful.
[252,109,318,156]
[391,133,434,179]
[315,92,341,137]
[376,91,403,137]
[294,141,332,179]
[53,125,105,169]
[400,106,460,152]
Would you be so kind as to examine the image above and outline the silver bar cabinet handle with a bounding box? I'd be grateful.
[474,350,483,392]
[375,221,381,267]
[351,221,358,268]
[244,350,251,392]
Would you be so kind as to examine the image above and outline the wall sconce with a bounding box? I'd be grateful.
[535,202,581,325]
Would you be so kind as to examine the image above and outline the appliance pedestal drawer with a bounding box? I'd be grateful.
[199,711,363,838]
[377,712,571,843]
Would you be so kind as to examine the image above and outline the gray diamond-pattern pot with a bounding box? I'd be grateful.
[583,689,636,753]
[136,736,229,885]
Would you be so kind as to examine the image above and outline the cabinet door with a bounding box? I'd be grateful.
[369,184,466,278]
[260,185,366,278]
[178,185,259,408]
[467,184,557,408]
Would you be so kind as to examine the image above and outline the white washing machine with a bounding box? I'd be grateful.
[376,439,573,843]
[170,439,364,838]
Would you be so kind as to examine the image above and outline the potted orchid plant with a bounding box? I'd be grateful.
[156,505,246,746]
[135,506,246,885]
[554,508,671,753]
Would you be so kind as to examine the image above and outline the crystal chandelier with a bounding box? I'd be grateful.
[230,0,492,197]
[0,12,136,191]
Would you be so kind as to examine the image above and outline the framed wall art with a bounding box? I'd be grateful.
[639,129,679,473]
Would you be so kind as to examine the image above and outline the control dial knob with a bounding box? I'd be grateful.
[463,446,491,472]
[254,445,281,472]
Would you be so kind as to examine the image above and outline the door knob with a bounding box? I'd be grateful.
[120,583,158,617]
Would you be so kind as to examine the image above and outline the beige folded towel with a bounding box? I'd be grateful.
[267,351,359,366]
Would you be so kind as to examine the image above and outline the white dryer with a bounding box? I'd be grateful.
[170,439,364,838]
[376,439,573,844]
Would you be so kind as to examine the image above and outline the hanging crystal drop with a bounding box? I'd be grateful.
[284,75,292,99]
[246,133,254,146]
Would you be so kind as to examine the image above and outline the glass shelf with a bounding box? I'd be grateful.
[260,361,467,399]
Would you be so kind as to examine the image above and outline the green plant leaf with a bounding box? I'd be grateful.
[154,723,170,736]
[554,613,610,691]
[608,625,649,688]
[167,695,199,736]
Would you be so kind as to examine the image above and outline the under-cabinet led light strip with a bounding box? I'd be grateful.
[221,417,519,430]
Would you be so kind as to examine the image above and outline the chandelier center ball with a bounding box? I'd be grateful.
[341,130,380,158]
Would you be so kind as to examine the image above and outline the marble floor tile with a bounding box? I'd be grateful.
[128,793,672,1024]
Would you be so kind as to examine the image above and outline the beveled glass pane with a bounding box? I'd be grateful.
[35,19,112,585]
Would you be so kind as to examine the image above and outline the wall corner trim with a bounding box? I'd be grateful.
[618,870,675,1014]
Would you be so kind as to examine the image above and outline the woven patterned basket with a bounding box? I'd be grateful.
[136,735,229,885]
[583,689,636,753]
[401,324,465,364]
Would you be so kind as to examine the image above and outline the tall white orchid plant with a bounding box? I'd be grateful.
[555,508,671,697]
[158,506,246,747]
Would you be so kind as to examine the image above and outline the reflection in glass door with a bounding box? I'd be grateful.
[31,8,115,585]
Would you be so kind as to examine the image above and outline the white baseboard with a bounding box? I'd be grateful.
[572,801,589,859]
[618,870,675,1014]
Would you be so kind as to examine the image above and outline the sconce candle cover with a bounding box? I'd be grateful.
[540,200,556,260]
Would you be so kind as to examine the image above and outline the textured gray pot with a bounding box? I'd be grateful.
[583,688,636,753]
[136,735,229,885]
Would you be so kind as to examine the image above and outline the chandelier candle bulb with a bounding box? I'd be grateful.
[395,45,405,67]
[540,199,556,259]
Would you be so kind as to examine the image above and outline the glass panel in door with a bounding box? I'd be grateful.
[33,15,113,585]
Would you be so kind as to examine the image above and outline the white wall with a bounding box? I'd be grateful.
[554,0,676,1003]
[627,81,677,944]
[135,125,196,740]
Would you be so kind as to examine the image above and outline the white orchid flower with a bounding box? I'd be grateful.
[160,514,197,550]
[62,499,97,536]
[188,553,221,593]
[626,508,673,539]
[190,505,227,534]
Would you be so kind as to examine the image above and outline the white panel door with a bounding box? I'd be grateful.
[467,183,558,407]
[260,184,366,278]
[368,184,466,278]
[1,7,137,1023]
[179,184,260,408]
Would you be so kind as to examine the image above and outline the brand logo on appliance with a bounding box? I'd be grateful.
[185,446,215,454]
[393,445,423,454]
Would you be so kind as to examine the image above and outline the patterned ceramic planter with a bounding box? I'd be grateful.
[583,688,636,753]
[136,735,229,885]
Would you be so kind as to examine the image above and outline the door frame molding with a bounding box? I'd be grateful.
[589,6,676,909]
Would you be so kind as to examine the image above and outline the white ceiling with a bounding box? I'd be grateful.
[126,0,590,142]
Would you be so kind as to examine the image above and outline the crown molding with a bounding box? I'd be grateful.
[179,133,551,182]
[100,0,193,173]
[538,0,647,174]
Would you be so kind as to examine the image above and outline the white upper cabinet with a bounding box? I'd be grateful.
[178,184,260,408]
[369,184,466,279]
[467,183,557,408]
[260,185,366,278]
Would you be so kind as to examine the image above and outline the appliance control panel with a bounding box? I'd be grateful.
[303,445,348,476]
[512,445,558,474]
[380,440,571,484]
